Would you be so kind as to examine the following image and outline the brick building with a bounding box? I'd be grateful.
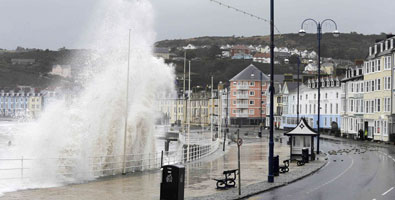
[229,64,269,125]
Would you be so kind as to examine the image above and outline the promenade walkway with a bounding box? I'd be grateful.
[0,132,326,200]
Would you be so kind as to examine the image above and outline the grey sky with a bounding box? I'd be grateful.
[0,0,394,49]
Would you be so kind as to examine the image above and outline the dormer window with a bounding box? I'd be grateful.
[385,41,389,50]
[369,47,372,56]
[374,45,377,54]
[391,39,394,49]
[380,43,383,52]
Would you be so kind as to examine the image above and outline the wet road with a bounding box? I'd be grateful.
[248,139,395,200]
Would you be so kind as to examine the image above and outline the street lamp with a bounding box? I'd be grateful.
[299,18,339,154]
[268,0,275,183]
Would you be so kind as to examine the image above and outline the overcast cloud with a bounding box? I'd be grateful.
[0,0,394,49]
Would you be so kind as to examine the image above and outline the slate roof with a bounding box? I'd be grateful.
[284,118,317,136]
[230,64,269,81]
[286,82,299,92]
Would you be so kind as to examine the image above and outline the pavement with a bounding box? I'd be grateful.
[0,129,328,200]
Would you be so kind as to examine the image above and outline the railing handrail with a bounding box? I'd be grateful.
[0,139,221,181]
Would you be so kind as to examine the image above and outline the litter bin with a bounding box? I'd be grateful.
[273,155,279,176]
[302,148,309,163]
[160,165,185,200]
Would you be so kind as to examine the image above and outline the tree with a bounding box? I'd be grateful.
[288,54,299,64]
[208,45,221,59]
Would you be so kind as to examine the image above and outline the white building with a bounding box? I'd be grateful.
[183,44,197,50]
[282,78,342,132]
[340,64,364,138]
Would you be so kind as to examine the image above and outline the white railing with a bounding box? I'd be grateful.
[236,104,249,108]
[236,94,249,99]
[236,113,249,117]
[236,85,249,90]
[0,140,220,181]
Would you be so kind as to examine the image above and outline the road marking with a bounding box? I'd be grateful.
[378,151,395,163]
[306,155,354,194]
[382,187,394,196]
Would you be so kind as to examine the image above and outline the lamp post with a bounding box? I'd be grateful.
[268,0,274,183]
[122,29,131,175]
[223,86,229,151]
[258,72,263,138]
[297,54,300,122]
[299,18,339,154]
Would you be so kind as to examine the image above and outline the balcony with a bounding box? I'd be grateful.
[236,85,249,90]
[236,104,249,108]
[236,113,249,118]
[236,94,249,99]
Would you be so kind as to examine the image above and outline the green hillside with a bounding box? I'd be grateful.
[156,32,386,61]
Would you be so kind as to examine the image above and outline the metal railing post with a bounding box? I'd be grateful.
[161,151,163,167]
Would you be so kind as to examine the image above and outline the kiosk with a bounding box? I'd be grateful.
[284,118,317,160]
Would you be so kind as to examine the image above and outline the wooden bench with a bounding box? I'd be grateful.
[296,159,305,166]
[213,169,238,189]
[279,160,289,173]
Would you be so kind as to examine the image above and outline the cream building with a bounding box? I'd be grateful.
[27,93,42,118]
[363,35,395,141]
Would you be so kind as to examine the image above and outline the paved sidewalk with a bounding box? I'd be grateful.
[0,136,326,200]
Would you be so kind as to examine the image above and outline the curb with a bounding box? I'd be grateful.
[320,135,395,149]
[187,157,328,200]
[236,158,328,200]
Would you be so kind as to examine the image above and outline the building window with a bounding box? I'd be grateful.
[388,77,391,89]
[249,81,255,86]
[249,109,254,115]
[336,92,339,98]
[366,81,369,92]
[249,100,254,105]
[250,91,255,96]
[336,103,339,114]
[233,100,236,105]
[377,99,380,112]
[377,79,381,90]
[325,104,327,114]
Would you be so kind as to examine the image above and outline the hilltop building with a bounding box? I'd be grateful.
[50,65,72,78]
